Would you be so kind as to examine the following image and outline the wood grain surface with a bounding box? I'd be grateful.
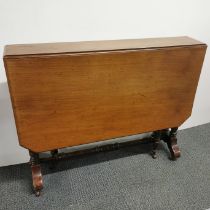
[4,36,204,56]
[4,37,207,152]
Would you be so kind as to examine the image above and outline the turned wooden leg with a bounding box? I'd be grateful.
[29,151,43,196]
[49,149,59,169]
[51,149,58,158]
[166,127,181,160]
[151,130,161,159]
[161,129,170,143]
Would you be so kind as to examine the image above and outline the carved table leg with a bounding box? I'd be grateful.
[51,149,58,158]
[49,149,59,169]
[29,151,43,196]
[151,130,161,159]
[161,129,170,143]
[166,127,181,160]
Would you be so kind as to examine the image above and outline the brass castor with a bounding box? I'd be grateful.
[151,151,157,159]
[35,190,41,197]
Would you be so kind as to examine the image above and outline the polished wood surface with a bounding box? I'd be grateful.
[4,37,207,152]
[4,36,204,56]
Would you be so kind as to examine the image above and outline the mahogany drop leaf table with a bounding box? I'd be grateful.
[3,36,207,196]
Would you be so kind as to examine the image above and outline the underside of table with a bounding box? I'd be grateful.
[29,127,180,196]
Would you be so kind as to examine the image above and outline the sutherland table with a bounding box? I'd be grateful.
[3,36,207,196]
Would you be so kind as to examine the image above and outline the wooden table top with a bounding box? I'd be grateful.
[4,37,207,152]
[4,36,206,57]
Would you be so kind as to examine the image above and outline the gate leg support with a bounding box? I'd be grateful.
[151,130,161,159]
[49,149,59,169]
